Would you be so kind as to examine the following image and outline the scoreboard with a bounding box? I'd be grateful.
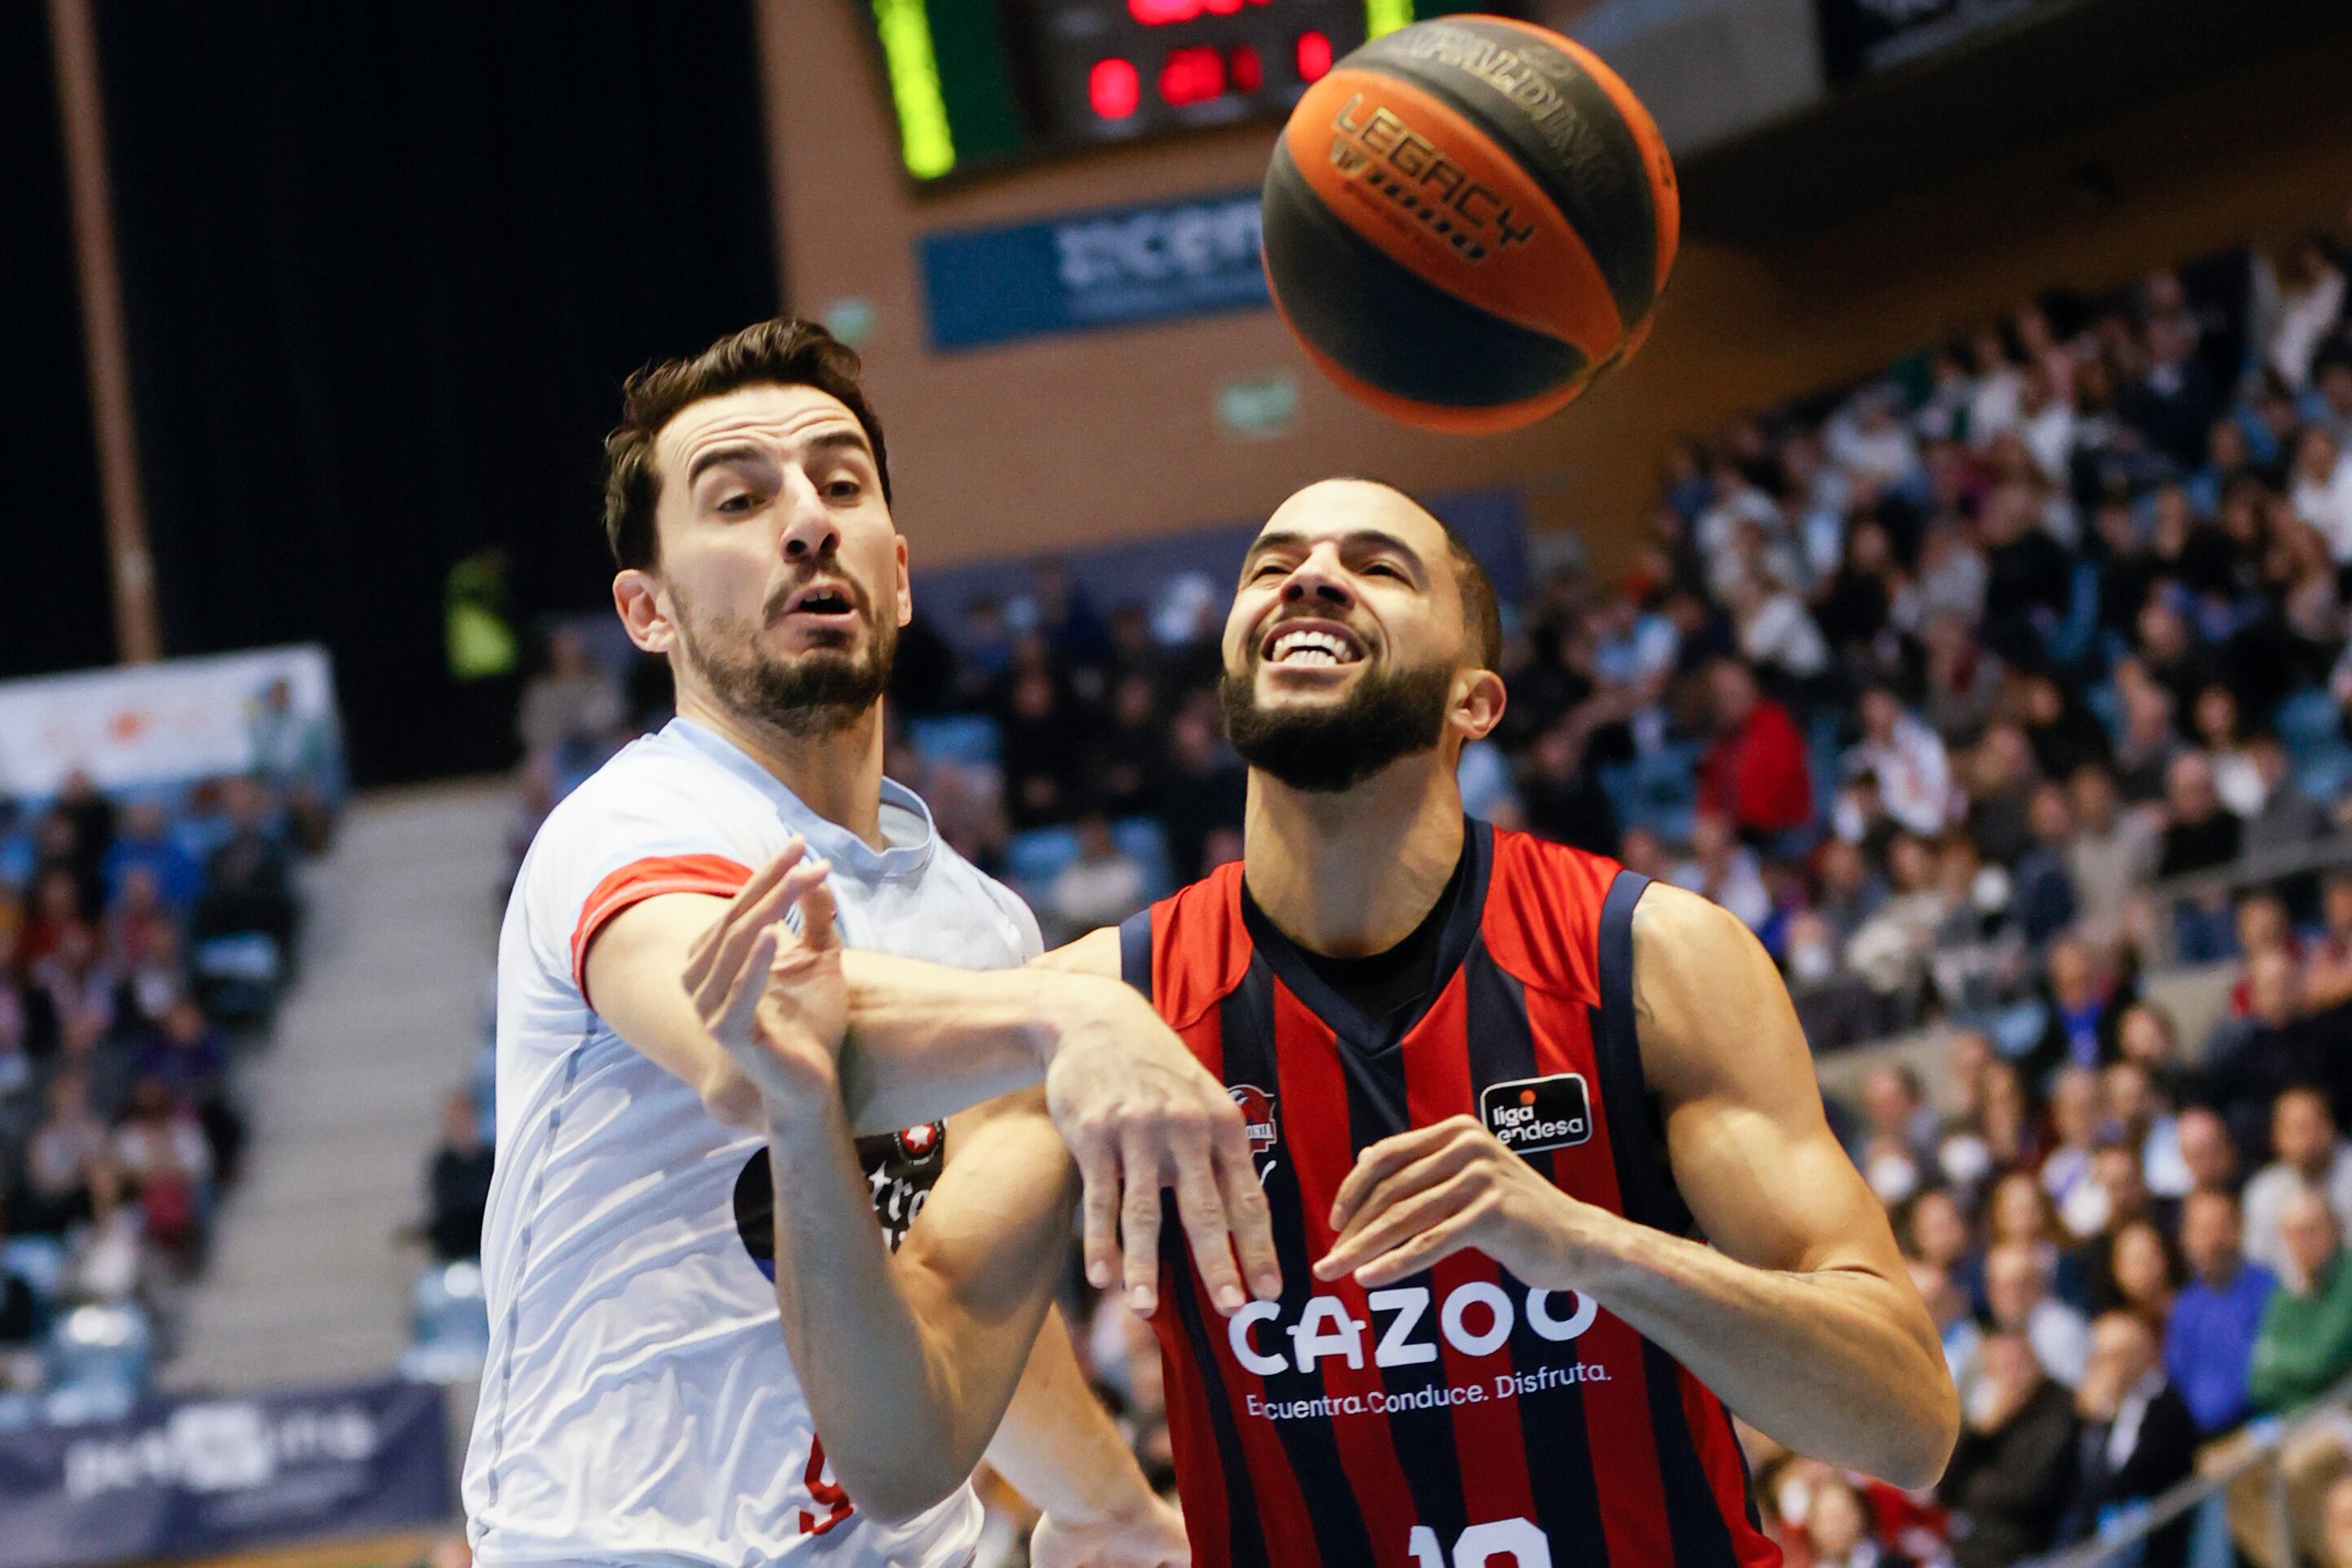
[865,0,1518,182]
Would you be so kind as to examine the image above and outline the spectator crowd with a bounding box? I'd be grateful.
[0,760,318,1422]
[460,226,2352,1567]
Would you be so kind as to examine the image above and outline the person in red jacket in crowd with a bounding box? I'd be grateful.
[1699,657,1815,839]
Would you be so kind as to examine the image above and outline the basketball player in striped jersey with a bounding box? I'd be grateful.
[707,478,1960,1568]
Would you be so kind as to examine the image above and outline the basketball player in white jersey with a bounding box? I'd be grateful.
[464,320,1272,1567]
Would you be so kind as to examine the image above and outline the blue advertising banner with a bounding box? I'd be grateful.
[918,187,1270,352]
[0,1378,450,1568]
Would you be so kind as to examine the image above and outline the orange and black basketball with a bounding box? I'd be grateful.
[1263,15,1678,434]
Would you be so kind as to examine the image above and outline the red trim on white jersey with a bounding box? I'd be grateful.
[570,852,753,1002]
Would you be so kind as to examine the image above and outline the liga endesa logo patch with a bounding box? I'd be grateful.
[1479,1073,1593,1154]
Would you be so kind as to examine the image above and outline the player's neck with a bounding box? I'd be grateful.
[674,690,888,848]
[1242,755,1465,958]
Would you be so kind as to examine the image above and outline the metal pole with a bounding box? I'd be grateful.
[47,0,161,665]
[747,0,796,313]
[2267,1447,2294,1568]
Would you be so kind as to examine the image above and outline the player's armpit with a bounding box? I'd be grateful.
[1604,882,1959,1486]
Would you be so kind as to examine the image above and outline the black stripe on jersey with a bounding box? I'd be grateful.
[1338,993,1469,1553]
[1641,1341,1742,1568]
[1119,908,1154,996]
[1165,1222,1275,1568]
[1719,1392,1770,1533]
[1597,869,1749,1568]
[1592,871,1693,1237]
[1461,947,1614,1568]
[1221,964,1380,1568]
[1128,907,1272,1567]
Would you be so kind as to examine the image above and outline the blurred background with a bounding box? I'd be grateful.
[5,1,2352,1565]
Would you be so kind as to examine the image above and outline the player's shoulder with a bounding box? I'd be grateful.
[920,834,1046,963]
[1485,824,1623,902]
[529,729,756,851]
[1130,860,1250,1026]
[1477,827,1629,1004]
[512,728,770,918]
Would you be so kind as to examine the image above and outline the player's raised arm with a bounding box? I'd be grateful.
[679,856,1280,1314]
[584,838,832,1129]
[707,869,1185,1548]
[588,837,1059,1131]
[837,927,1282,1314]
[1319,881,1959,1488]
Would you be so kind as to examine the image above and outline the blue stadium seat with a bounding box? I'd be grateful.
[2,1237,68,1306]
[1110,817,1174,900]
[2299,750,2352,810]
[400,1259,491,1384]
[2275,687,2341,753]
[2083,681,2122,737]
[171,813,238,867]
[2042,563,2102,667]
[1991,1000,2049,1062]
[43,1303,152,1426]
[191,933,283,1027]
[1602,739,1703,843]
[1809,717,1845,823]
[906,715,1002,768]
[1004,826,1081,893]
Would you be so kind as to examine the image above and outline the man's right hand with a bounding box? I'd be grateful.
[684,839,846,1114]
[1042,979,1281,1317]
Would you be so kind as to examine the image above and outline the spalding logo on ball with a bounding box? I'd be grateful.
[1263,15,1678,434]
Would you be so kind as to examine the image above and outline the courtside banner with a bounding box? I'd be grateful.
[0,644,339,799]
[918,187,1269,351]
[0,1377,449,1568]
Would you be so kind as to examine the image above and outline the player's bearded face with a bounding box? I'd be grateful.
[672,567,896,737]
[1218,642,1454,793]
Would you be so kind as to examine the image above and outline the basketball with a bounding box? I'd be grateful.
[1262,15,1679,435]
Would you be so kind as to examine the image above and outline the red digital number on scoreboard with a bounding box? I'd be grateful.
[1158,44,1228,106]
[1128,0,1271,24]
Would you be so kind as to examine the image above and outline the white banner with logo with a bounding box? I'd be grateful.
[0,645,337,799]
[0,1377,449,1567]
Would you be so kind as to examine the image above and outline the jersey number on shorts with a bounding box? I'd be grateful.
[798,1439,854,1537]
[1408,1518,1553,1568]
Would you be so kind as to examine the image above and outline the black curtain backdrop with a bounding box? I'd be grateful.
[2,2,115,680]
[91,0,781,782]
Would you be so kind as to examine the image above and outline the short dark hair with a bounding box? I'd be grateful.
[602,318,891,571]
[1451,532,1503,674]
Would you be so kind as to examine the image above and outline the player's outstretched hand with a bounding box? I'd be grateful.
[1031,1492,1189,1568]
[1044,982,1281,1319]
[685,836,847,1110]
[1315,1114,1606,1289]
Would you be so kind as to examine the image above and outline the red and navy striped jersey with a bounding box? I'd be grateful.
[1118,821,1782,1568]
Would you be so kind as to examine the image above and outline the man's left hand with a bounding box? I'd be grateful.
[1315,1115,1612,1290]
[1030,1492,1189,1568]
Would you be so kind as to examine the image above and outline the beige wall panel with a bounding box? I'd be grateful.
[764,2,2352,583]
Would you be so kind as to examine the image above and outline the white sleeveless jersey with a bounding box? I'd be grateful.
[465,717,1040,1568]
